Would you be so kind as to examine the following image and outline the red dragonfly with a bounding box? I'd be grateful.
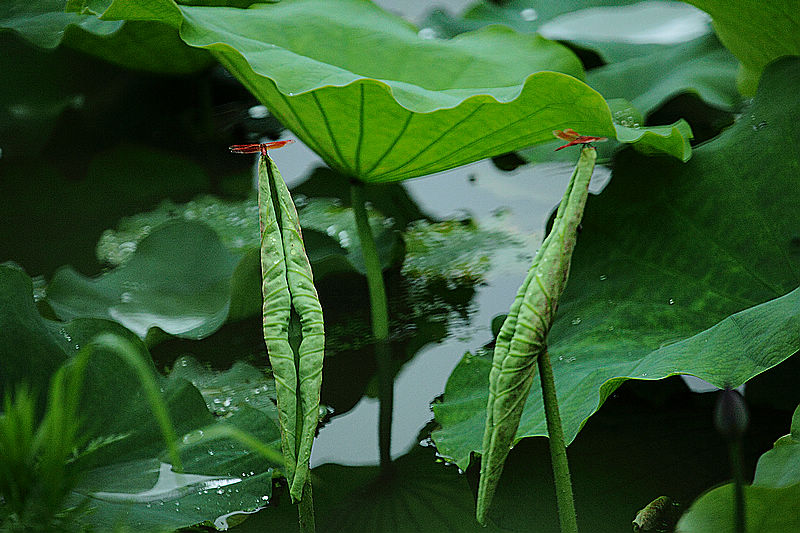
[553,129,607,151]
[229,139,294,156]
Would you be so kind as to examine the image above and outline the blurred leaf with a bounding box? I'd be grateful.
[0,0,210,73]
[683,0,800,95]
[420,0,647,40]
[425,1,737,116]
[85,0,692,179]
[676,404,800,532]
[47,221,239,341]
[588,34,740,114]
[0,265,281,532]
[168,355,277,419]
[0,144,210,278]
[0,0,121,48]
[432,58,800,469]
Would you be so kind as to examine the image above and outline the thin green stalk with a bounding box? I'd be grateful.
[92,333,183,473]
[730,439,746,533]
[350,181,394,472]
[538,351,578,533]
[298,479,316,533]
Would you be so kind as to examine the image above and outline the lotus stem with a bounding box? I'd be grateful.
[298,479,316,533]
[350,181,394,473]
[538,351,578,533]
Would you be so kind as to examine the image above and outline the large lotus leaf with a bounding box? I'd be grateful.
[676,404,800,532]
[78,0,693,179]
[431,57,800,469]
[0,0,210,73]
[0,265,281,531]
[683,0,800,96]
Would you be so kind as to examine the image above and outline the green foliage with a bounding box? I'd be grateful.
[0,265,282,531]
[2,0,799,531]
[0,354,89,531]
[432,58,800,470]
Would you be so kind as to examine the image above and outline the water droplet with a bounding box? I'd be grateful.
[418,27,437,40]
[120,291,133,303]
[182,429,204,444]
[208,450,215,456]
[558,355,564,361]
[571,317,582,325]
[520,8,538,21]
[668,298,674,305]
[599,274,607,281]
[119,241,137,253]
[248,105,269,119]
[752,121,767,131]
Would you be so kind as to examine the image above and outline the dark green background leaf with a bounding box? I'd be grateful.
[676,404,800,532]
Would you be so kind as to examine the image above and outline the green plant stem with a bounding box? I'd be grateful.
[350,181,393,472]
[298,479,316,533]
[730,439,746,533]
[538,351,578,533]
